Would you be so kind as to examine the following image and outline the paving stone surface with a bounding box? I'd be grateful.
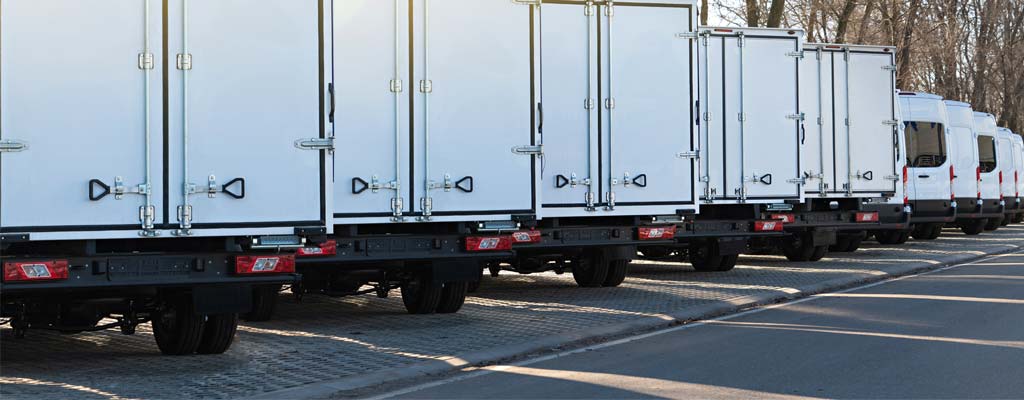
[2,226,1023,399]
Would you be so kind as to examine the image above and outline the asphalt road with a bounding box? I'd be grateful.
[386,252,1024,399]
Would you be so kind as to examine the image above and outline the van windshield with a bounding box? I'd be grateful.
[978,135,997,173]
[904,121,947,167]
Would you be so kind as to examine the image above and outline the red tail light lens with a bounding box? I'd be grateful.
[977,166,983,199]
[235,255,296,275]
[296,240,338,257]
[511,230,542,244]
[856,212,880,222]
[950,165,956,200]
[3,260,69,282]
[903,165,910,205]
[768,213,796,224]
[638,225,677,240]
[999,171,1005,200]
[465,236,513,251]
[754,220,784,232]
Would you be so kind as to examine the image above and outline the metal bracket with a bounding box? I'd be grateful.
[882,119,900,126]
[884,174,900,181]
[746,174,772,185]
[677,151,700,159]
[605,3,614,17]
[138,53,155,70]
[787,113,806,121]
[787,178,807,185]
[89,176,150,201]
[389,79,404,93]
[852,171,874,181]
[419,80,433,93]
[512,0,541,4]
[585,98,596,110]
[605,98,616,109]
[0,139,28,153]
[294,137,335,151]
[881,65,897,71]
[786,51,805,59]
[676,32,699,40]
[176,53,192,70]
[512,144,544,156]
[702,111,712,122]
[738,113,747,122]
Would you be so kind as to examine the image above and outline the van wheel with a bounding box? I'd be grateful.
[875,229,910,244]
[401,278,443,314]
[436,282,469,314]
[960,219,987,235]
[243,284,281,322]
[925,223,944,240]
[716,255,740,272]
[808,245,828,262]
[690,244,724,271]
[196,314,238,355]
[153,297,205,356]
[1000,214,1011,226]
[602,260,630,287]
[845,234,865,252]
[1013,213,1024,223]
[984,218,1001,231]
[782,234,822,262]
[573,254,610,288]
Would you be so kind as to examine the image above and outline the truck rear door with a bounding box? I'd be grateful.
[839,49,899,195]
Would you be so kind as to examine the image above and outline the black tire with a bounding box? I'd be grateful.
[602,259,630,287]
[196,314,238,355]
[1000,214,1011,226]
[401,279,443,314]
[808,245,828,262]
[782,235,816,262]
[828,236,852,252]
[960,219,987,235]
[845,234,864,252]
[573,254,610,287]
[984,217,1001,231]
[436,282,469,314]
[876,230,910,245]
[910,224,930,240]
[1013,213,1024,224]
[243,284,281,322]
[716,255,739,272]
[925,223,944,240]
[690,244,725,271]
[467,267,484,294]
[153,297,205,356]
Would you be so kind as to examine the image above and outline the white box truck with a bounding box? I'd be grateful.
[945,100,989,234]
[897,92,956,240]
[1010,132,1024,224]
[974,112,1005,231]
[633,26,804,271]
[1,0,321,354]
[797,43,909,252]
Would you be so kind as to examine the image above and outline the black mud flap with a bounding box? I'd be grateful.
[602,245,638,261]
[192,285,253,315]
[430,259,483,283]
[810,229,838,247]
[715,237,749,256]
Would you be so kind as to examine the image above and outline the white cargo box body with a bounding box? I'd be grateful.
[944,101,981,200]
[1013,134,1024,198]
[800,44,900,198]
[539,0,698,218]
[1,0,329,241]
[996,127,1017,199]
[898,93,952,202]
[974,112,1001,200]
[697,27,803,204]
[330,0,540,224]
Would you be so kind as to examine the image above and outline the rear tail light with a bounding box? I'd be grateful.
[638,225,677,240]
[465,236,513,252]
[977,166,983,199]
[768,213,795,224]
[903,165,910,205]
[754,220,784,232]
[3,260,69,282]
[999,171,1004,200]
[235,255,296,275]
[856,212,879,222]
[296,240,338,257]
[950,165,956,200]
[511,230,542,244]
[1016,171,1019,198]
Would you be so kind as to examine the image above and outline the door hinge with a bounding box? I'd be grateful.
[882,119,899,126]
[585,98,596,110]
[605,98,616,109]
[176,53,192,70]
[676,150,699,159]
[882,65,897,71]
[138,53,155,70]
[584,3,595,16]
[390,79,404,93]
[676,32,699,40]
[0,139,28,153]
[786,51,805,59]
[419,80,433,93]
[787,113,806,121]
[604,3,614,17]
[511,144,544,156]
[738,113,747,122]
[294,137,335,151]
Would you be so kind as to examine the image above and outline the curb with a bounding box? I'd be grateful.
[251,243,1022,400]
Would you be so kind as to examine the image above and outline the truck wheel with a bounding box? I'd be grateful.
[602,259,630,287]
[467,267,484,294]
[1000,214,1011,226]
[715,255,739,272]
[689,244,725,271]
[808,245,828,262]
[243,284,281,322]
[910,224,928,240]
[153,297,205,356]
[401,278,444,314]
[782,234,816,262]
[829,236,852,252]
[925,223,944,240]
[196,314,238,355]
[436,282,469,314]
[960,219,987,235]
[573,254,610,287]
[1014,213,1024,223]
[844,234,864,252]
[984,217,1001,231]
[875,230,910,244]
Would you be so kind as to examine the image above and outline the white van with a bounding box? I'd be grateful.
[945,101,988,234]
[974,112,1004,231]
[997,127,1022,224]
[1012,133,1024,223]
[897,92,955,240]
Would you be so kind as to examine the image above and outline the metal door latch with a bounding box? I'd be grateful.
[429,174,474,193]
[512,144,543,156]
[138,53,155,70]
[884,174,900,181]
[623,172,648,188]
[787,178,807,185]
[185,175,245,199]
[676,32,699,39]
[176,53,192,70]
[89,177,149,201]
[852,170,874,181]
[786,51,805,59]
[295,137,335,151]
[0,139,28,153]
[787,113,806,121]
[677,151,699,159]
[882,119,899,126]
[556,173,592,189]
[745,174,772,185]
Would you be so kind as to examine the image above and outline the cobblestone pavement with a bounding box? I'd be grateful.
[3,226,1023,399]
